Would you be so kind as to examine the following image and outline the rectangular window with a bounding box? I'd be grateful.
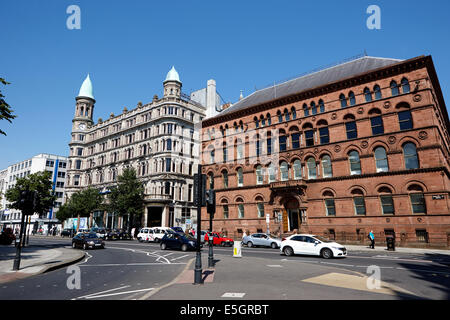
[305,130,314,147]
[165,158,171,172]
[256,140,262,157]
[415,229,428,243]
[381,196,394,214]
[354,197,366,215]
[238,204,245,218]
[371,116,384,135]
[319,127,329,144]
[346,122,357,140]
[325,199,336,216]
[398,111,413,130]
[257,203,264,218]
[223,205,229,219]
[291,133,300,149]
[267,138,272,155]
[75,160,82,170]
[410,193,426,214]
[279,136,287,152]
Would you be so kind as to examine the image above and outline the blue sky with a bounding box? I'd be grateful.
[1,0,449,169]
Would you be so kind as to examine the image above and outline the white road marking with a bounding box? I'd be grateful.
[73,285,130,300]
[320,262,355,267]
[83,287,154,299]
[162,253,174,257]
[79,262,187,267]
[267,265,283,267]
[170,254,190,261]
[221,292,246,298]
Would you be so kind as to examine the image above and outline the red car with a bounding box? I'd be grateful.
[204,232,234,247]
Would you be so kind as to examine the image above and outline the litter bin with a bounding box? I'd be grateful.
[386,235,395,251]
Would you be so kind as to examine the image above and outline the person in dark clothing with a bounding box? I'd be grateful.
[368,230,375,249]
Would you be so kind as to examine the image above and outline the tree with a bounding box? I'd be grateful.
[5,171,56,216]
[64,187,103,232]
[106,168,144,234]
[0,78,16,136]
[56,201,76,228]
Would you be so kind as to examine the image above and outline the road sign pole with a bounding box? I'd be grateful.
[194,165,203,285]
[12,213,26,271]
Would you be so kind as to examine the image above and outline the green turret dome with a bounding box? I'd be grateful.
[164,66,181,83]
[78,74,94,99]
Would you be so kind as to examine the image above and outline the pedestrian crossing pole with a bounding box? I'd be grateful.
[193,165,206,284]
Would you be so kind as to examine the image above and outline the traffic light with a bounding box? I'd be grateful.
[18,190,36,215]
[206,189,216,214]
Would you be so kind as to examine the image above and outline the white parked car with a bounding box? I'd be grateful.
[137,227,151,242]
[280,234,347,259]
[137,227,174,243]
[242,233,282,248]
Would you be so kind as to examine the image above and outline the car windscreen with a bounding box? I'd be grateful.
[85,233,99,239]
[313,235,333,243]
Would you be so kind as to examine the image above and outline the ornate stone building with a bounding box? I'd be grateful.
[67,67,221,230]
[201,55,450,248]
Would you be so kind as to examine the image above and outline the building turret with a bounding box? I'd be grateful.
[163,66,182,98]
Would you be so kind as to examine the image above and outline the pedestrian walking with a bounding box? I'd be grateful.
[368,230,375,249]
[131,228,135,239]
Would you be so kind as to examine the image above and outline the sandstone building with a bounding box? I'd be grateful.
[201,55,450,248]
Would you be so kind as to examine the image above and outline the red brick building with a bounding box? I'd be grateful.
[201,55,450,248]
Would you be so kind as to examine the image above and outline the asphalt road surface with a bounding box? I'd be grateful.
[1,236,449,300]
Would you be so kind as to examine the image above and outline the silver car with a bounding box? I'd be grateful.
[242,233,282,248]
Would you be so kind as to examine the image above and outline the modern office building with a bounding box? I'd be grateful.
[201,55,450,248]
[0,153,68,232]
[66,67,224,231]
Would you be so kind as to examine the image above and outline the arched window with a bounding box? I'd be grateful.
[256,196,265,218]
[222,170,228,188]
[256,165,264,185]
[401,78,410,94]
[352,189,366,215]
[321,155,333,178]
[237,198,245,218]
[349,91,356,106]
[303,103,309,117]
[374,147,389,172]
[208,172,214,189]
[279,130,287,152]
[255,135,262,157]
[291,107,297,120]
[323,191,336,216]
[222,143,228,162]
[378,187,394,215]
[293,160,302,180]
[291,129,300,149]
[260,115,266,127]
[311,102,317,115]
[319,126,329,144]
[391,80,399,96]
[254,117,259,128]
[340,93,347,108]
[364,87,372,102]
[408,184,426,214]
[403,143,419,169]
[280,161,289,181]
[277,110,283,123]
[267,113,272,126]
[284,109,290,122]
[268,163,276,183]
[221,199,229,219]
[209,148,215,164]
[306,157,317,179]
[237,168,244,187]
[319,99,325,113]
[345,121,357,140]
[348,151,361,175]
[374,85,382,100]
[236,139,244,160]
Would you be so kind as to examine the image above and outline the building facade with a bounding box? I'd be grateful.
[201,55,450,248]
[66,67,222,231]
[0,153,68,233]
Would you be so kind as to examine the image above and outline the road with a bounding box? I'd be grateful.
[1,236,449,300]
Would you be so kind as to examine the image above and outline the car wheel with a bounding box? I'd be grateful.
[72,242,76,249]
[321,248,333,259]
[138,237,142,243]
[247,241,253,248]
[101,244,105,249]
[83,243,88,250]
[271,242,277,249]
[221,242,226,247]
[181,244,188,252]
[155,238,161,243]
[160,243,167,250]
[283,246,294,256]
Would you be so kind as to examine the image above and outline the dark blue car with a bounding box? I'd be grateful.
[160,233,200,251]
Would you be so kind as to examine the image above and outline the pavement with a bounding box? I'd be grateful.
[0,243,85,284]
[343,244,450,255]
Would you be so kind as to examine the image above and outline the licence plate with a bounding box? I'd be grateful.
[95,244,102,246]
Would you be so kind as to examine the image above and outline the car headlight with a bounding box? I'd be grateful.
[332,246,342,250]
[88,241,94,244]
[189,241,195,246]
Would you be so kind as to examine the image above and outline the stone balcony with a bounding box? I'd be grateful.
[270,179,307,190]
[144,194,173,203]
